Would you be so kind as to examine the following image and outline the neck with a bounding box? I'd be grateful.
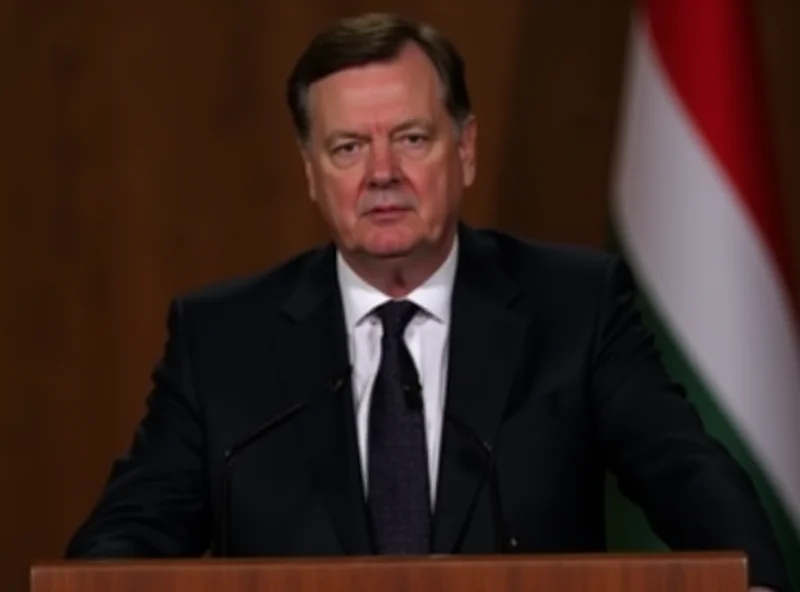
[342,233,455,298]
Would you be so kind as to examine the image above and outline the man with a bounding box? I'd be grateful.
[65,12,790,592]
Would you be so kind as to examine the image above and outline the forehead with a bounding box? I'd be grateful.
[306,44,445,133]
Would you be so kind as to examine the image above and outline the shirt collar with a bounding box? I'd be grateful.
[336,236,458,331]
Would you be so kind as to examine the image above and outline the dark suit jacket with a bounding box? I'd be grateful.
[65,226,790,591]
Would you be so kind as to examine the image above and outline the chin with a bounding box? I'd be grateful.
[363,242,416,259]
[357,226,421,258]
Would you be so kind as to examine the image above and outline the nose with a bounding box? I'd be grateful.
[366,140,400,188]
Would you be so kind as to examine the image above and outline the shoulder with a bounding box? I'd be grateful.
[466,227,623,290]
[168,242,333,324]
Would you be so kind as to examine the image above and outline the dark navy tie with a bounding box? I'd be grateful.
[367,300,431,554]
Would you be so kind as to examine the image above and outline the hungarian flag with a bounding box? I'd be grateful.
[607,0,800,588]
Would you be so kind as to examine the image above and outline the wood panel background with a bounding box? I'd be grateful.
[1,1,797,591]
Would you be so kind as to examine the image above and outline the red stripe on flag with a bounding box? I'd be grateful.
[644,0,796,300]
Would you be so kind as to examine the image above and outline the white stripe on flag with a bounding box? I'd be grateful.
[611,15,800,528]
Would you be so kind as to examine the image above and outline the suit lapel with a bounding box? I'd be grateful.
[271,228,531,555]
[432,228,530,553]
[273,246,372,555]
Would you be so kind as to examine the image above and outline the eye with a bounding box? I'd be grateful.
[400,133,429,147]
[332,141,362,156]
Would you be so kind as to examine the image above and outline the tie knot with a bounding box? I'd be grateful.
[375,300,418,338]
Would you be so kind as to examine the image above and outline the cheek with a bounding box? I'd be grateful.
[404,160,459,215]
[317,169,363,219]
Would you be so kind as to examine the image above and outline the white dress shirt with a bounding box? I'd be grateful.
[336,238,458,506]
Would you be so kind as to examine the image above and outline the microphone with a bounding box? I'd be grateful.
[217,366,351,557]
[443,410,517,553]
[402,377,516,553]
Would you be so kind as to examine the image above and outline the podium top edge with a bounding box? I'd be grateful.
[31,551,747,572]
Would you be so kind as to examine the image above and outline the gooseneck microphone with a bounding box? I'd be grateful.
[443,411,517,553]
[217,366,351,557]
[403,378,516,553]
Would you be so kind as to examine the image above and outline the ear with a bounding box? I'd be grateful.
[299,140,317,202]
[457,115,477,188]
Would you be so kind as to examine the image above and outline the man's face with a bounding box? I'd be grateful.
[300,43,476,261]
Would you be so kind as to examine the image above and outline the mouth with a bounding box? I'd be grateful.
[364,206,412,222]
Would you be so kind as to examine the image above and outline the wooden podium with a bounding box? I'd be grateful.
[31,552,748,592]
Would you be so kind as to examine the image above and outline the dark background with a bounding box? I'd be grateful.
[1,1,797,591]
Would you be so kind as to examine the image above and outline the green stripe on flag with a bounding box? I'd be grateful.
[604,238,800,591]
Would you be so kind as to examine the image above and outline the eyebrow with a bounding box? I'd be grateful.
[391,119,434,134]
[323,130,367,150]
[324,119,435,148]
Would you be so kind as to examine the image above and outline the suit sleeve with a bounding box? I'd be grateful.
[590,258,791,592]
[65,299,211,557]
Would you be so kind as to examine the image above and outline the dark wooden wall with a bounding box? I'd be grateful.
[1,1,797,590]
